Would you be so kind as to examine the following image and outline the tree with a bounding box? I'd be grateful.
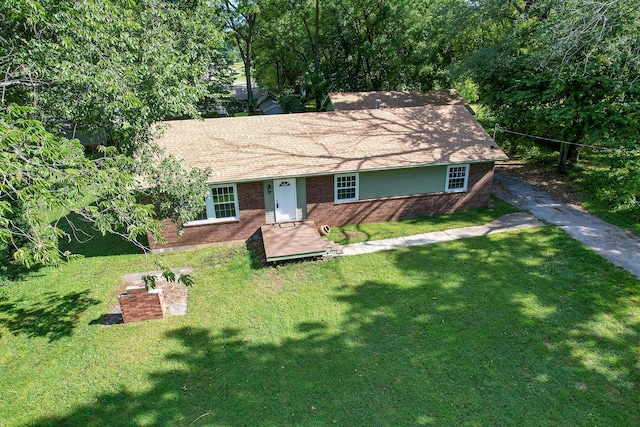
[1,0,226,276]
[219,0,260,113]
[251,0,325,107]
[1,105,157,267]
[456,0,639,156]
[253,0,442,100]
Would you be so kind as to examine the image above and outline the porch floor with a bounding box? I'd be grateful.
[261,221,336,262]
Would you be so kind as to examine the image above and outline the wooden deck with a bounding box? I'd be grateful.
[261,221,334,262]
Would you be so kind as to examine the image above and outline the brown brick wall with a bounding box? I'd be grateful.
[306,162,494,226]
[118,286,166,323]
[150,163,495,249]
[150,181,266,250]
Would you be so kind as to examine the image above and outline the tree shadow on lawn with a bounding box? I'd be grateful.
[0,289,99,342]
[57,209,148,258]
[28,228,640,425]
[0,253,48,285]
[1,207,148,284]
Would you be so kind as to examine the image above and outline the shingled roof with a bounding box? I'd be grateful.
[326,89,466,111]
[156,104,508,184]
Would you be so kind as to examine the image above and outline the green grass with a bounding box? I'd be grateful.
[570,150,640,236]
[56,209,148,258]
[578,199,640,236]
[231,61,246,85]
[328,197,520,244]
[1,223,639,426]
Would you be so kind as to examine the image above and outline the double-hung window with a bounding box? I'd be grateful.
[189,184,240,224]
[335,173,359,202]
[445,164,469,192]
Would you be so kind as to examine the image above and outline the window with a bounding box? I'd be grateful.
[188,184,239,224]
[446,165,469,192]
[335,173,359,202]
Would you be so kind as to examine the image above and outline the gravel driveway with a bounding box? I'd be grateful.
[492,169,640,280]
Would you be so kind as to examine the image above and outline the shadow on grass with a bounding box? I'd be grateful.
[57,210,148,258]
[1,207,149,284]
[328,196,520,245]
[28,228,640,425]
[245,228,268,269]
[0,253,48,286]
[88,312,123,326]
[0,289,99,342]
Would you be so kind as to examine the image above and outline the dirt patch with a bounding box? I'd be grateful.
[496,161,584,207]
[254,268,283,294]
[154,279,189,311]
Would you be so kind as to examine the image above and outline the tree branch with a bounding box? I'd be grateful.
[0,79,46,89]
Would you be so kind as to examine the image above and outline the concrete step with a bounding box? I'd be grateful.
[321,237,343,256]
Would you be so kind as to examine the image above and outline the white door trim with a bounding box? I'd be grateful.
[274,178,297,222]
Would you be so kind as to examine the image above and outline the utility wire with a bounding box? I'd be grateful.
[493,124,617,151]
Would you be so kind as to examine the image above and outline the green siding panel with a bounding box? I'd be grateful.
[359,166,447,200]
[263,181,275,223]
[296,177,307,219]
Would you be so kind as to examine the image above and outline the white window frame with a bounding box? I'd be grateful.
[334,173,359,202]
[445,164,469,192]
[186,184,240,225]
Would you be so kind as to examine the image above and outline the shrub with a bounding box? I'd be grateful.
[279,95,307,113]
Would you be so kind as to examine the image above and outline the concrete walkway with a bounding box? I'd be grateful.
[341,212,543,256]
[340,170,640,281]
[493,169,640,280]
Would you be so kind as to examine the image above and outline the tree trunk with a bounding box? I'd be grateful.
[314,0,321,111]
[242,14,256,114]
[557,143,579,172]
[245,58,255,113]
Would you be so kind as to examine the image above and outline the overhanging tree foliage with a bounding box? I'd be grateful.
[1,0,226,273]
[454,0,639,218]
[0,105,161,267]
[457,0,639,153]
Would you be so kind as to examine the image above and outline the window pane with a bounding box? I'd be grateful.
[338,188,356,199]
[447,166,467,190]
[336,174,358,200]
[212,186,237,218]
[214,203,236,218]
[194,210,208,221]
[449,179,465,189]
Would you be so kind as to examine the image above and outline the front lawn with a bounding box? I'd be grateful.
[328,197,520,245]
[1,226,639,426]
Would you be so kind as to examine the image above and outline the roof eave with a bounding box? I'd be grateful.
[207,157,509,185]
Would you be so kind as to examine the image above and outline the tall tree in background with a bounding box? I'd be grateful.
[253,0,445,98]
[457,0,639,155]
[219,0,260,112]
[1,0,227,270]
[253,0,325,107]
[452,0,639,218]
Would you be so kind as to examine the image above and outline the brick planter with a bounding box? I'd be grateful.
[118,286,166,323]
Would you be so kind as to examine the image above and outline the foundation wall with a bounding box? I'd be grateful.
[150,163,495,249]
